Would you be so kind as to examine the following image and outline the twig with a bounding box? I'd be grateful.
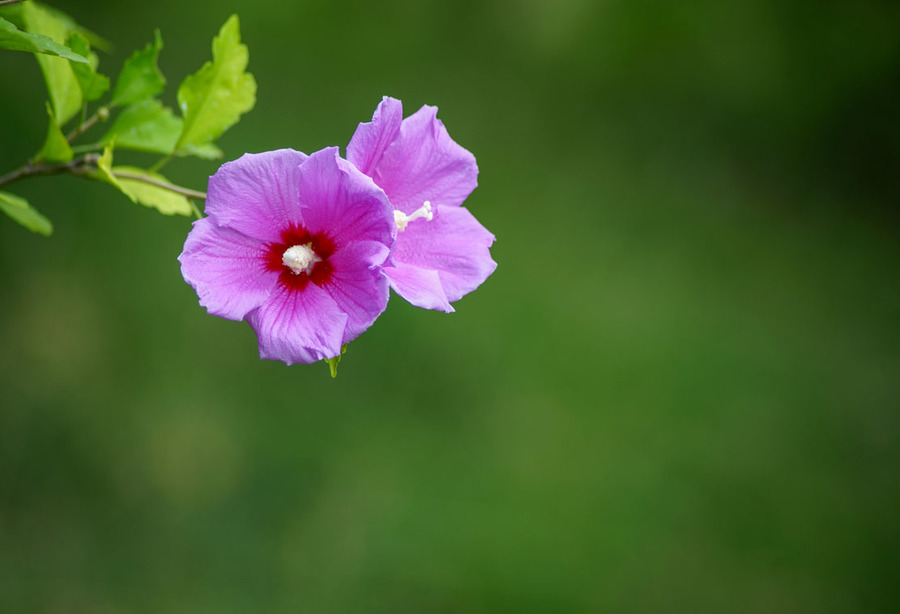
[0,0,30,8]
[66,107,109,143]
[0,154,99,188]
[0,155,205,202]
[112,170,207,200]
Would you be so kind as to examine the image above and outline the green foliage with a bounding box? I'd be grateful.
[92,146,193,216]
[177,141,223,160]
[112,167,193,216]
[21,1,82,125]
[92,143,128,196]
[101,99,223,159]
[101,99,181,154]
[66,32,109,102]
[110,30,165,107]
[0,7,255,234]
[175,15,256,156]
[34,102,73,163]
[0,190,52,236]
[13,1,112,52]
[0,16,88,62]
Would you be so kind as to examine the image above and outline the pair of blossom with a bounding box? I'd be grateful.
[179,97,496,365]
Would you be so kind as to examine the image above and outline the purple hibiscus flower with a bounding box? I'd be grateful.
[179,147,396,365]
[347,96,497,312]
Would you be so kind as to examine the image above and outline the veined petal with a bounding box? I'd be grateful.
[330,238,392,274]
[247,283,348,364]
[392,204,496,305]
[384,263,453,313]
[373,105,478,214]
[297,147,396,248]
[347,96,403,177]
[179,217,276,320]
[326,240,392,340]
[205,148,308,242]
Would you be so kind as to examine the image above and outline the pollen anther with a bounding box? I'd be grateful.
[394,201,433,232]
[282,243,320,275]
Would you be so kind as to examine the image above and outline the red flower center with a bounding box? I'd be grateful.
[264,225,336,292]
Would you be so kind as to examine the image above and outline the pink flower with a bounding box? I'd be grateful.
[179,147,396,364]
[348,97,497,312]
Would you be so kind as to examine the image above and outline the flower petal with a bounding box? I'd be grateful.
[178,217,276,320]
[370,105,478,214]
[325,240,392,340]
[246,283,348,364]
[346,96,403,177]
[384,264,453,313]
[392,204,496,306]
[297,147,396,248]
[204,148,308,242]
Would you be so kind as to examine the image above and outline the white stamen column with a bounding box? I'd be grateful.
[394,201,433,232]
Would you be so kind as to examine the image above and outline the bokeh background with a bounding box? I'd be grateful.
[2,1,899,611]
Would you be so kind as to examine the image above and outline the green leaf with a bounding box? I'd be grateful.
[21,1,82,125]
[101,99,181,154]
[177,142,223,160]
[100,99,225,159]
[66,32,109,102]
[0,1,26,24]
[175,15,256,155]
[35,102,73,163]
[111,167,193,216]
[41,3,111,52]
[11,2,112,52]
[0,191,53,236]
[0,16,89,62]
[90,146,193,215]
[92,143,134,202]
[110,30,165,107]
[324,345,348,378]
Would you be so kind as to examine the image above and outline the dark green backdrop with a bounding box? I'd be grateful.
[2,1,899,611]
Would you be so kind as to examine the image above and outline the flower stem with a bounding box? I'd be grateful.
[0,0,30,7]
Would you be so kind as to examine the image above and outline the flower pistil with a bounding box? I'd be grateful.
[394,201,433,232]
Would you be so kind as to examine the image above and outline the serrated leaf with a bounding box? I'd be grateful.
[0,191,53,236]
[112,166,193,216]
[66,32,108,101]
[175,15,255,155]
[21,1,82,125]
[101,99,181,154]
[111,30,164,107]
[100,99,225,159]
[0,16,89,62]
[35,102,73,163]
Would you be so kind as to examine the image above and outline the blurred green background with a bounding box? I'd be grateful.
[2,0,899,611]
